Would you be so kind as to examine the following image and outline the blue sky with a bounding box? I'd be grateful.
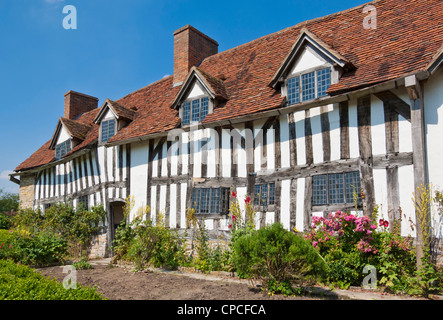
[0,0,367,193]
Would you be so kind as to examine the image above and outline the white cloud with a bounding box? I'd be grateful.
[0,170,13,180]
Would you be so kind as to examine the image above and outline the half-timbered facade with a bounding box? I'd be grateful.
[11,0,443,257]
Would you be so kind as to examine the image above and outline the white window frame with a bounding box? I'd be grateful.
[285,66,332,105]
[100,118,117,144]
[180,95,212,126]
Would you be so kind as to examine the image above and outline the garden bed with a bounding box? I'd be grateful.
[35,261,321,300]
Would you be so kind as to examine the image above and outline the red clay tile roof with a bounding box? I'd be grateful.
[60,117,92,141]
[15,0,443,172]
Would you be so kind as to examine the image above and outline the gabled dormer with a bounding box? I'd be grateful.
[49,117,92,160]
[269,28,354,105]
[171,66,228,126]
[94,99,136,144]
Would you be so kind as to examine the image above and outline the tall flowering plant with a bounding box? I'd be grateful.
[304,211,378,255]
[228,190,255,232]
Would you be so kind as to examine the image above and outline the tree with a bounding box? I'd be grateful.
[0,189,19,213]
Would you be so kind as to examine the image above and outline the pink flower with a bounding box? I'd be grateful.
[245,196,251,204]
[232,215,237,221]
[228,224,233,229]
[231,191,237,198]
[370,224,377,229]
[312,241,318,247]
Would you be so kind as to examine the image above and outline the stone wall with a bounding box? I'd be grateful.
[19,174,35,209]
[87,232,109,259]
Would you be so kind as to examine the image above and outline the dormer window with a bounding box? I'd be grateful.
[101,119,116,143]
[182,96,209,125]
[287,67,331,105]
[55,140,71,160]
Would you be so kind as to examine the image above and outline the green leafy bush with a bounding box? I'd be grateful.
[1,230,68,266]
[231,223,327,295]
[0,259,104,300]
[13,203,105,259]
[112,212,184,271]
[0,214,13,230]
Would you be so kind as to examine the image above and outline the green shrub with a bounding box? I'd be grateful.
[72,258,93,270]
[232,223,327,295]
[113,214,184,271]
[0,259,104,300]
[6,230,68,266]
[0,214,13,230]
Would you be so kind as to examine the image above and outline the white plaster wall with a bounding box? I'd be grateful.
[424,67,443,239]
[280,179,291,229]
[373,169,389,222]
[57,125,71,145]
[329,104,341,161]
[310,106,323,164]
[129,141,149,220]
[289,46,327,75]
[348,101,360,159]
[169,184,177,229]
[280,115,290,168]
[296,177,305,232]
[254,118,267,172]
[180,182,187,229]
[398,165,416,237]
[221,129,231,177]
[186,81,205,99]
[293,110,306,166]
[371,95,387,156]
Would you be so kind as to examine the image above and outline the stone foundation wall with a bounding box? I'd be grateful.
[19,174,35,209]
[88,232,109,259]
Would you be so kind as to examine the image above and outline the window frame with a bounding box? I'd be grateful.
[100,118,117,144]
[253,183,276,209]
[77,195,89,210]
[191,187,230,216]
[286,66,332,105]
[312,171,362,207]
[55,140,71,160]
[181,96,211,126]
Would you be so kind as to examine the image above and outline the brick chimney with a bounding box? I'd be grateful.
[64,90,99,120]
[173,25,219,87]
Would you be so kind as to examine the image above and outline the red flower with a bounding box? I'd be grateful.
[379,219,385,226]
[245,196,251,204]
[228,224,233,229]
[231,191,237,198]
[383,220,389,228]
[232,215,237,221]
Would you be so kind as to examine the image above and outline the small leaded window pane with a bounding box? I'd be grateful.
[254,184,261,206]
[312,175,328,205]
[302,71,316,101]
[328,173,344,204]
[101,119,116,143]
[183,102,191,125]
[192,187,229,215]
[200,188,210,213]
[191,99,200,122]
[200,97,209,121]
[78,195,89,210]
[211,188,220,214]
[345,171,362,204]
[55,140,71,160]
[317,68,331,97]
[287,77,300,105]
[268,183,275,205]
